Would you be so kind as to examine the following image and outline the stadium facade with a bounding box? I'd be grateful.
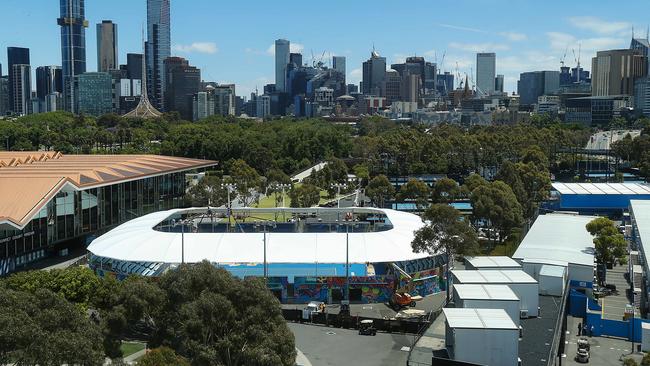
[88,207,446,304]
[0,152,216,276]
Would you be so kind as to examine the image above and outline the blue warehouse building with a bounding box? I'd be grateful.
[551,183,650,214]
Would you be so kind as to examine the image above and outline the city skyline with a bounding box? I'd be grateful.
[0,0,649,97]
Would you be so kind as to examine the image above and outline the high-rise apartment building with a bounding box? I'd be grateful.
[7,47,30,113]
[147,0,171,110]
[591,49,648,96]
[97,20,118,72]
[11,64,31,115]
[362,50,386,96]
[476,53,496,96]
[164,57,201,120]
[58,0,88,113]
[275,39,290,92]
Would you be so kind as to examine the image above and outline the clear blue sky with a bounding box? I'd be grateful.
[1,0,649,97]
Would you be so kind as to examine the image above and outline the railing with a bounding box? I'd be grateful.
[406,296,448,366]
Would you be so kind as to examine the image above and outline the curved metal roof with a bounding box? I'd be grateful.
[88,208,431,264]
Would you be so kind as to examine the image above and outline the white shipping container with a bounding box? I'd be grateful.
[444,308,519,366]
[451,270,539,317]
[465,256,522,271]
[538,265,566,296]
[453,284,520,326]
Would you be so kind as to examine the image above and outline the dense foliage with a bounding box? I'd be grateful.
[0,264,295,366]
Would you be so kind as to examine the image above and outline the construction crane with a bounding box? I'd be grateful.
[572,44,582,83]
[560,46,569,67]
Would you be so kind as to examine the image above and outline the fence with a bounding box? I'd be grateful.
[282,308,427,334]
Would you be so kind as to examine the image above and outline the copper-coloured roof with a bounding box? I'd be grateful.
[0,152,217,229]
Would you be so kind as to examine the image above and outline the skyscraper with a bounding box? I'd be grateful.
[476,53,496,96]
[11,64,31,115]
[7,47,30,113]
[362,50,386,96]
[77,72,113,116]
[517,71,560,106]
[333,56,346,80]
[591,49,647,96]
[164,56,201,120]
[275,39,290,92]
[147,0,171,110]
[495,74,504,93]
[58,0,88,113]
[36,66,63,100]
[97,20,118,72]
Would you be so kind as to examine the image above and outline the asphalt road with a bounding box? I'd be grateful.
[289,323,412,366]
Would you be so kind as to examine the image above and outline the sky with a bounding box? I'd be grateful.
[1,0,649,97]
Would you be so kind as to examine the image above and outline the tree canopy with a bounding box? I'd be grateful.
[586,217,626,264]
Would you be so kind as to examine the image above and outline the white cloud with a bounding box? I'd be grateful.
[438,24,527,42]
[266,43,305,56]
[172,42,218,54]
[449,42,509,53]
[348,68,362,85]
[546,32,625,59]
[499,32,527,41]
[568,16,631,35]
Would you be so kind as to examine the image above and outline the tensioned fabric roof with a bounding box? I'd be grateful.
[512,214,596,267]
[552,182,650,195]
[0,152,216,229]
[88,208,432,264]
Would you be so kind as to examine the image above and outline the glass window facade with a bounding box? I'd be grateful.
[0,171,187,276]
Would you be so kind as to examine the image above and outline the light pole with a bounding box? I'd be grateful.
[172,217,195,265]
[221,183,237,228]
[256,221,276,281]
[331,183,347,208]
[339,217,355,302]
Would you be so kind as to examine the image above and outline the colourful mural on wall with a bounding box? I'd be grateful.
[293,275,396,304]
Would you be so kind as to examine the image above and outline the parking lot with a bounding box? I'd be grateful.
[564,316,643,366]
[289,322,413,366]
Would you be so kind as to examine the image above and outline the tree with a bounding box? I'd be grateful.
[227,159,262,207]
[431,177,460,203]
[152,262,296,366]
[185,176,228,207]
[412,204,479,302]
[471,181,523,242]
[461,173,488,197]
[365,175,395,208]
[3,266,100,309]
[0,289,104,366]
[586,217,626,265]
[138,347,190,366]
[396,179,430,211]
[353,164,370,187]
[289,183,321,208]
[265,168,292,207]
[521,146,549,170]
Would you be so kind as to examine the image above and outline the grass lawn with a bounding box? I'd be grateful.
[120,341,146,358]
[253,188,336,208]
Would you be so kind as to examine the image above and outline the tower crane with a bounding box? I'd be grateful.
[560,46,569,67]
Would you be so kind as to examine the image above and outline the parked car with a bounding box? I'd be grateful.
[358,319,377,336]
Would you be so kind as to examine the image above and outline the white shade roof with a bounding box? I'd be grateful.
[443,308,518,330]
[552,182,650,195]
[512,214,596,267]
[88,208,431,264]
[452,270,537,284]
[466,256,521,269]
[454,284,519,301]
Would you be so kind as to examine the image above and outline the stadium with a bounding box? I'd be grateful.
[87,207,446,304]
